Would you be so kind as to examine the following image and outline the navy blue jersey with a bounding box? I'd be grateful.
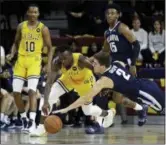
[102,62,164,112]
[103,62,141,97]
[105,21,133,64]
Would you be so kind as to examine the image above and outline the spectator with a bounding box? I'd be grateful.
[66,1,90,36]
[149,19,165,66]
[131,17,148,62]
[87,42,101,57]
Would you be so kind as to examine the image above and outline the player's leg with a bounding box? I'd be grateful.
[26,55,42,132]
[30,80,69,136]
[139,79,165,114]
[13,56,27,130]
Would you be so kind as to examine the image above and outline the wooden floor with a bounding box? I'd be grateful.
[1,124,165,144]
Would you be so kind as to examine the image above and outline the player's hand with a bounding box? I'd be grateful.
[42,101,50,116]
[6,54,14,61]
[53,108,69,114]
[129,65,137,76]
[152,52,159,61]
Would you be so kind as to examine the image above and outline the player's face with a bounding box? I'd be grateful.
[27,7,39,22]
[132,19,141,30]
[154,21,161,32]
[60,51,73,69]
[92,59,103,74]
[106,9,119,24]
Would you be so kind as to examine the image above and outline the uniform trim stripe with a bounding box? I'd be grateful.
[84,102,93,105]
[57,80,69,92]
[139,90,162,111]
[13,76,26,81]
[27,75,40,79]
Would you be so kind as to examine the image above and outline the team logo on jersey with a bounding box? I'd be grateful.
[72,66,77,71]
[36,28,40,32]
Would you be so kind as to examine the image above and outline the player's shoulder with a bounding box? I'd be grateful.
[119,23,129,30]
[17,21,26,29]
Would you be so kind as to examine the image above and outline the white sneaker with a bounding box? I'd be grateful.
[30,124,47,137]
[29,121,36,133]
[103,108,116,128]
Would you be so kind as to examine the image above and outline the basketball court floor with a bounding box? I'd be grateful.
[1,124,165,144]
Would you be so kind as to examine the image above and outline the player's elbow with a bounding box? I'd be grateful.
[132,40,140,52]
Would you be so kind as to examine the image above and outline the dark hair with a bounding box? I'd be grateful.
[94,51,111,67]
[132,16,141,23]
[105,3,121,14]
[27,3,39,11]
[55,45,72,54]
[152,19,163,35]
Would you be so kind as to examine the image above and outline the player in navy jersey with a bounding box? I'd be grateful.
[103,4,140,76]
[54,51,165,127]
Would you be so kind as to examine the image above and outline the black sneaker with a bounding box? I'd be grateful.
[21,118,29,133]
[138,104,148,126]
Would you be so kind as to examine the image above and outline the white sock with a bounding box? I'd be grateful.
[82,104,102,117]
[13,116,17,120]
[20,112,27,119]
[0,113,5,122]
[134,103,143,111]
[4,115,9,124]
[30,112,36,121]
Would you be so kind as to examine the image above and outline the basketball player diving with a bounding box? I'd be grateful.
[6,4,53,133]
[30,47,150,136]
[54,51,165,125]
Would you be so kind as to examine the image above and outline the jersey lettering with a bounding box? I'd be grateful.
[109,65,131,80]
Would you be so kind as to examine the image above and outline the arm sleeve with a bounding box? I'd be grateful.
[148,32,155,53]
[131,40,140,65]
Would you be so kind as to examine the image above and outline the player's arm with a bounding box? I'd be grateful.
[54,77,114,114]
[102,33,110,53]
[78,55,94,70]
[118,23,140,66]
[44,57,61,104]
[42,26,53,74]
[8,23,22,59]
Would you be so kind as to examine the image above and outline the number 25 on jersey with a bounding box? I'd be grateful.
[26,41,35,52]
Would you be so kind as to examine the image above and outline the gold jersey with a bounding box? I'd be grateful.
[18,21,44,55]
[61,53,93,84]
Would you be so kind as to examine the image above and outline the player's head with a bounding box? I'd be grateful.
[56,45,73,69]
[93,51,111,74]
[105,3,121,25]
[27,4,40,22]
[132,17,141,31]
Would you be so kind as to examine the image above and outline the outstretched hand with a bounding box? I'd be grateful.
[52,108,69,114]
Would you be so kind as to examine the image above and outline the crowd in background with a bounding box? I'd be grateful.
[0,0,165,128]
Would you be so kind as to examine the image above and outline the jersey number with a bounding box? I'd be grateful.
[110,42,117,52]
[26,41,35,52]
[109,65,131,80]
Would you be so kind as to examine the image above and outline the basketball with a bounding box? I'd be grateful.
[44,115,63,134]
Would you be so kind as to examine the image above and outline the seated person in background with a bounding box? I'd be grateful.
[131,17,148,64]
[148,19,165,67]
[0,88,20,129]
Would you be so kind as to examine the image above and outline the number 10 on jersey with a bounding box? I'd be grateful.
[26,41,35,52]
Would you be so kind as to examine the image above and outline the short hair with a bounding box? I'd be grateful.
[27,3,39,11]
[55,45,72,54]
[94,51,111,67]
[105,3,121,14]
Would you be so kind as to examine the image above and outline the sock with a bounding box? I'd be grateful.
[100,110,108,117]
[4,115,9,124]
[20,112,27,119]
[13,116,17,121]
[134,103,143,111]
[0,113,5,122]
[30,112,36,121]
[82,104,102,117]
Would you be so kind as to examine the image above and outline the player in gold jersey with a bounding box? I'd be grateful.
[7,4,53,133]
[30,47,116,136]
